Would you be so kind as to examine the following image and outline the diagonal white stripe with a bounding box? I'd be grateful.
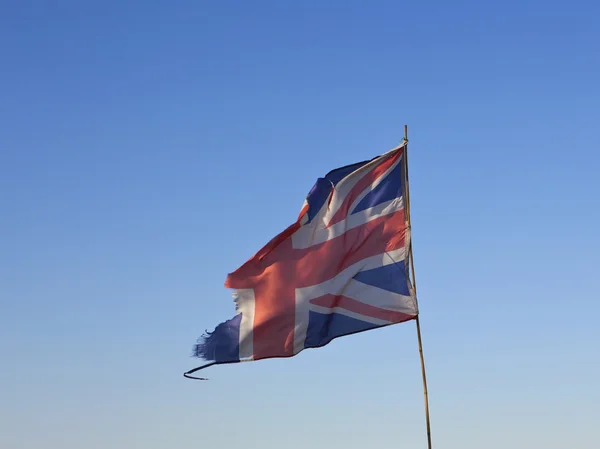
[308,304,392,326]
[336,279,416,314]
[324,145,404,225]
[346,153,403,216]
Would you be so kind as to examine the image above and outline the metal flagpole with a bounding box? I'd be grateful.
[403,125,432,449]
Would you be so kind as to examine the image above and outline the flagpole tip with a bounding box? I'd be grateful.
[404,125,408,140]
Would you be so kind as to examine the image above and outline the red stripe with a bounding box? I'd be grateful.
[310,294,415,323]
[327,149,402,228]
[297,203,309,222]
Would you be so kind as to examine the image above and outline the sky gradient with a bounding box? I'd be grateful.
[1,1,599,448]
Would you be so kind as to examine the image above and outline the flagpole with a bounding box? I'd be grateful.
[403,125,432,449]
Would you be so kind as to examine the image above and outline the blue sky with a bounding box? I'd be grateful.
[1,1,599,448]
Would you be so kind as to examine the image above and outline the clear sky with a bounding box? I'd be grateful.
[1,1,599,448]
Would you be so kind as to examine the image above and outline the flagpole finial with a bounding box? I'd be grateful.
[404,125,408,140]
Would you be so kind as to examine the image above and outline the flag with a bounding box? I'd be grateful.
[193,143,417,366]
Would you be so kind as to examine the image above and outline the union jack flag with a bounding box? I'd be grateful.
[193,142,417,367]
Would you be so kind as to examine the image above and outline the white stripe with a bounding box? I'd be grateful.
[299,200,310,225]
[293,295,310,354]
[234,288,255,361]
[308,304,392,326]
[337,279,416,314]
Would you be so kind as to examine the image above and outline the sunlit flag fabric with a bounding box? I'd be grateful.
[194,143,418,366]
